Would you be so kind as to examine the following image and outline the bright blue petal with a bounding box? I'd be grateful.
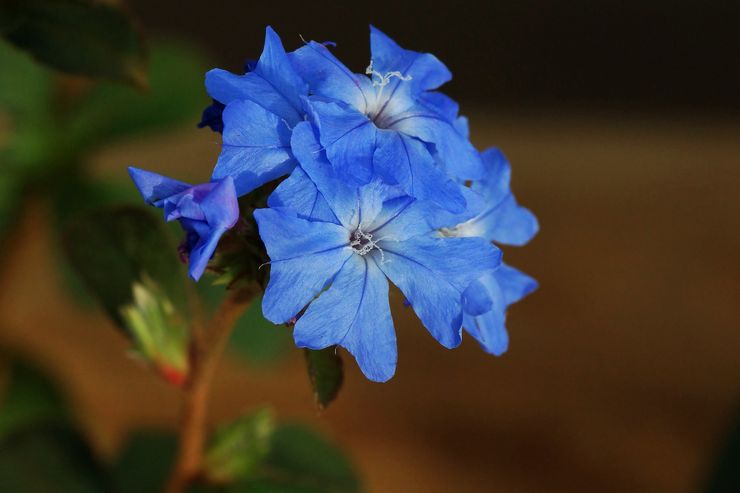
[366,197,433,242]
[199,176,239,230]
[473,147,512,205]
[387,105,483,180]
[377,235,501,348]
[307,99,376,185]
[427,185,486,230]
[461,277,493,316]
[463,307,508,356]
[128,167,191,207]
[290,41,372,113]
[294,255,396,382]
[418,91,459,122]
[494,263,538,305]
[187,226,228,281]
[205,27,307,125]
[369,26,451,98]
[373,130,466,212]
[254,208,352,322]
[267,167,338,224]
[483,194,540,246]
[212,100,296,196]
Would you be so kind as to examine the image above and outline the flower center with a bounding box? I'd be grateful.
[349,229,377,256]
[365,60,412,128]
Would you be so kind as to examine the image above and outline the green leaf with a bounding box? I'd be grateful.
[0,40,51,123]
[112,431,177,493]
[235,424,360,493]
[0,0,147,86]
[0,356,68,437]
[0,171,21,245]
[62,206,190,381]
[204,408,275,484]
[65,41,207,149]
[228,295,291,367]
[0,424,109,493]
[304,348,343,410]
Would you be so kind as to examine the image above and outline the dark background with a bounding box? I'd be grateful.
[128,0,740,114]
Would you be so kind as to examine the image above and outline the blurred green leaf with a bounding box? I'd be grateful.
[204,408,275,484]
[112,431,177,493]
[0,356,67,437]
[0,40,50,123]
[66,42,207,149]
[0,171,21,244]
[234,424,360,493]
[304,348,343,410]
[0,0,147,86]
[0,424,109,493]
[62,206,190,381]
[228,295,292,367]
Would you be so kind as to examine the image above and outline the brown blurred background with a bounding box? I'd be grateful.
[1,1,739,492]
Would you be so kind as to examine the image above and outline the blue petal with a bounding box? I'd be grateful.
[427,185,486,230]
[267,167,338,224]
[366,197,434,242]
[494,263,538,305]
[199,176,239,230]
[418,91,459,122]
[128,167,191,207]
[461,277,494,316]
[205,27,307,125]
[212,100,296,196]
[197,99,225,133]
[387,105,483,180]
[294,255,396,382]
[373,130,466,213]
[483,194,539,246]
[369,26,451,98]
[254,208,352,323]
[290,41,373,112]
[463,307,508,356]
[473,147,512,204]
[188,225,228,281]
[306,99,376,185]
[377,235,501,348]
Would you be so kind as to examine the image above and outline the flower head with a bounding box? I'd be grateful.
[128,167,238,280]
[254,122,501,381]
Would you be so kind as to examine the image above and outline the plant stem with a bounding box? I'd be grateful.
[164,286,258,493]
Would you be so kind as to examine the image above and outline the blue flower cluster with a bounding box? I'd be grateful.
[130,26,538,382]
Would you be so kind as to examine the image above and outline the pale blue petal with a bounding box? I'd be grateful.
[199,176,239,230]
[204,27,306,124]
[294,255,396,382]
[373,130,466,212]
[367,197,434,242]
[267,167,338,224]
[212,100,296,196]
[290,41,372,112]
[473,147,511,205]
[128,167,191,207]
[474,194,540,246]
[188,226,228,281]
[369,26,451,98]
[427,185,486,230]
[463,308,508,356]
[254,208,352,322]
[494,263,538,305]
[307,98,376,185]
[461,277,493,316]
[418,91,459,122]
[378,235,501,348]
[387,105,483,180]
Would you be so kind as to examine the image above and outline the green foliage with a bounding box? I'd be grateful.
[204,408,275,483]
[112,431,178,493]
[0,40,50,124]
[0,424,109,493]
[0,357,67,437]
[0,0,147,87]
[65,41,208,150]
[229,296,292,367]
[232,424,360,493]
[304,348,343,410]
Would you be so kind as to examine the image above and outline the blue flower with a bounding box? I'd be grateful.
[291,26,481,212]
[442,148,539,355]
[205,26,308,196]
[253,122,501,381]
[128,168,239,281]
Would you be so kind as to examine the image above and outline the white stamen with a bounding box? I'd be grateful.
[365,60,413,91]
[349,228,387,263]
